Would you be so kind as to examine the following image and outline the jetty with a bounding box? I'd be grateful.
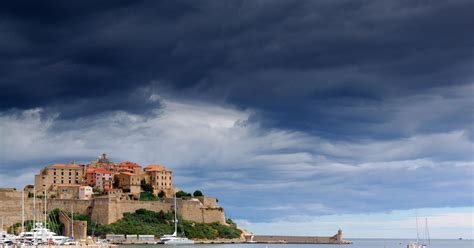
[245,229,352,244]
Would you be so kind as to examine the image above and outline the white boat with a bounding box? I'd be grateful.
[407,242,427,248]
[158,193,194,245]
[0,229,16,246]
[160,234,195,245]
[407,215,430,248]
[0,217,17,245]
[18,222,70,245]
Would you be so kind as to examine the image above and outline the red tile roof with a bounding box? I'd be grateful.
[49,164,83,169]
[144,164,170,172]
[117,162,141,168]
[119,172,137,176]
[56,184,82,188]
[94,168,113,174]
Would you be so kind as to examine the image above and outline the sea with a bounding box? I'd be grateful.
[119,239,473,248]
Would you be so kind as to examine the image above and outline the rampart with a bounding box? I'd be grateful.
[0,189,226,228]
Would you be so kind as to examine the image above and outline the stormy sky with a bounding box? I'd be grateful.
[1,0,473,238]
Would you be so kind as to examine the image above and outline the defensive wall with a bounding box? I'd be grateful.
[176,197,226,224]
[0,188,226,228]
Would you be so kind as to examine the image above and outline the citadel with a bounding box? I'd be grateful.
[0,154,226,231]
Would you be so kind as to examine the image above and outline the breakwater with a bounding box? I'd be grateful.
[245,229,352,244]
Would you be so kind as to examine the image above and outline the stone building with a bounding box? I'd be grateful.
[115,162,142,174]
[143,164,174,197]
[86,168,113,192]
[114,172,148,197]
[79,186,93,200]
[34,164,85,193]
[88,154,142,174]
[57,184,81,199]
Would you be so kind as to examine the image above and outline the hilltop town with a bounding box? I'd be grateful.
[0,154,229,235]
[31,153,175,200]
[0,153,349,244]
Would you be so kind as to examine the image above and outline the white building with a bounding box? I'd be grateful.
[79,186,93,200]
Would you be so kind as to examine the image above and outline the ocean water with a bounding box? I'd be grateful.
[120,239,473,248]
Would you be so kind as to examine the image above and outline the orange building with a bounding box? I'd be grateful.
[143,164,174,197]
[114,172,148,197]
[115,162,142,174]
[34,163,85,193]
[85,167,113,192]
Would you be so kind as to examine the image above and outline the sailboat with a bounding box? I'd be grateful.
[0,217,16,245]
[158,192,194,245]
[18,188,69,245]
[407,214,430,248]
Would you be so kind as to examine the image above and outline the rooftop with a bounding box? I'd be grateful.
[117,161,141,168]
[93,167,113,174]
[119,172,137,176]
[144,164,170,172]
[56,184,82,188]
[48,163,83,169]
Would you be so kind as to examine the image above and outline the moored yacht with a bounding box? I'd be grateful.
[158,193,194,245]
[407,216,430,248]
[407,242,427,248]
[18,222,70,245]
[0,229,16,246]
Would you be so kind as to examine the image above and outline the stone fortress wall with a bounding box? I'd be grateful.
[0,188,226,229]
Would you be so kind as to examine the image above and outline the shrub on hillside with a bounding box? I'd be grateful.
[193,190,203,197]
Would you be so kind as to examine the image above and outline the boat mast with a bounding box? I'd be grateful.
[33,186,37,245]
[33,186,36,227]
[415,210,420,244]
[71,205,74,239]
[43,189,47,242]
[22,190,25,233]
[425,218,431,247]
[174,191,178,236]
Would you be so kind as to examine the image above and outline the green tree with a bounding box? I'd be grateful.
[140,192,157,201]
[140,179,153,193]
[193,190,203,197]
[176,190,190,198]
[158,190,166,198]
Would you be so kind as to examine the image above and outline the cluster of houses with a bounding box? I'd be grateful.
[30,154,174,200]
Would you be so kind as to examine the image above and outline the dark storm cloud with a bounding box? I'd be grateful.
[1,0,473,131]
[1,1,473,230]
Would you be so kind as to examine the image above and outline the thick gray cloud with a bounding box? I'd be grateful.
[0,94,472,222]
